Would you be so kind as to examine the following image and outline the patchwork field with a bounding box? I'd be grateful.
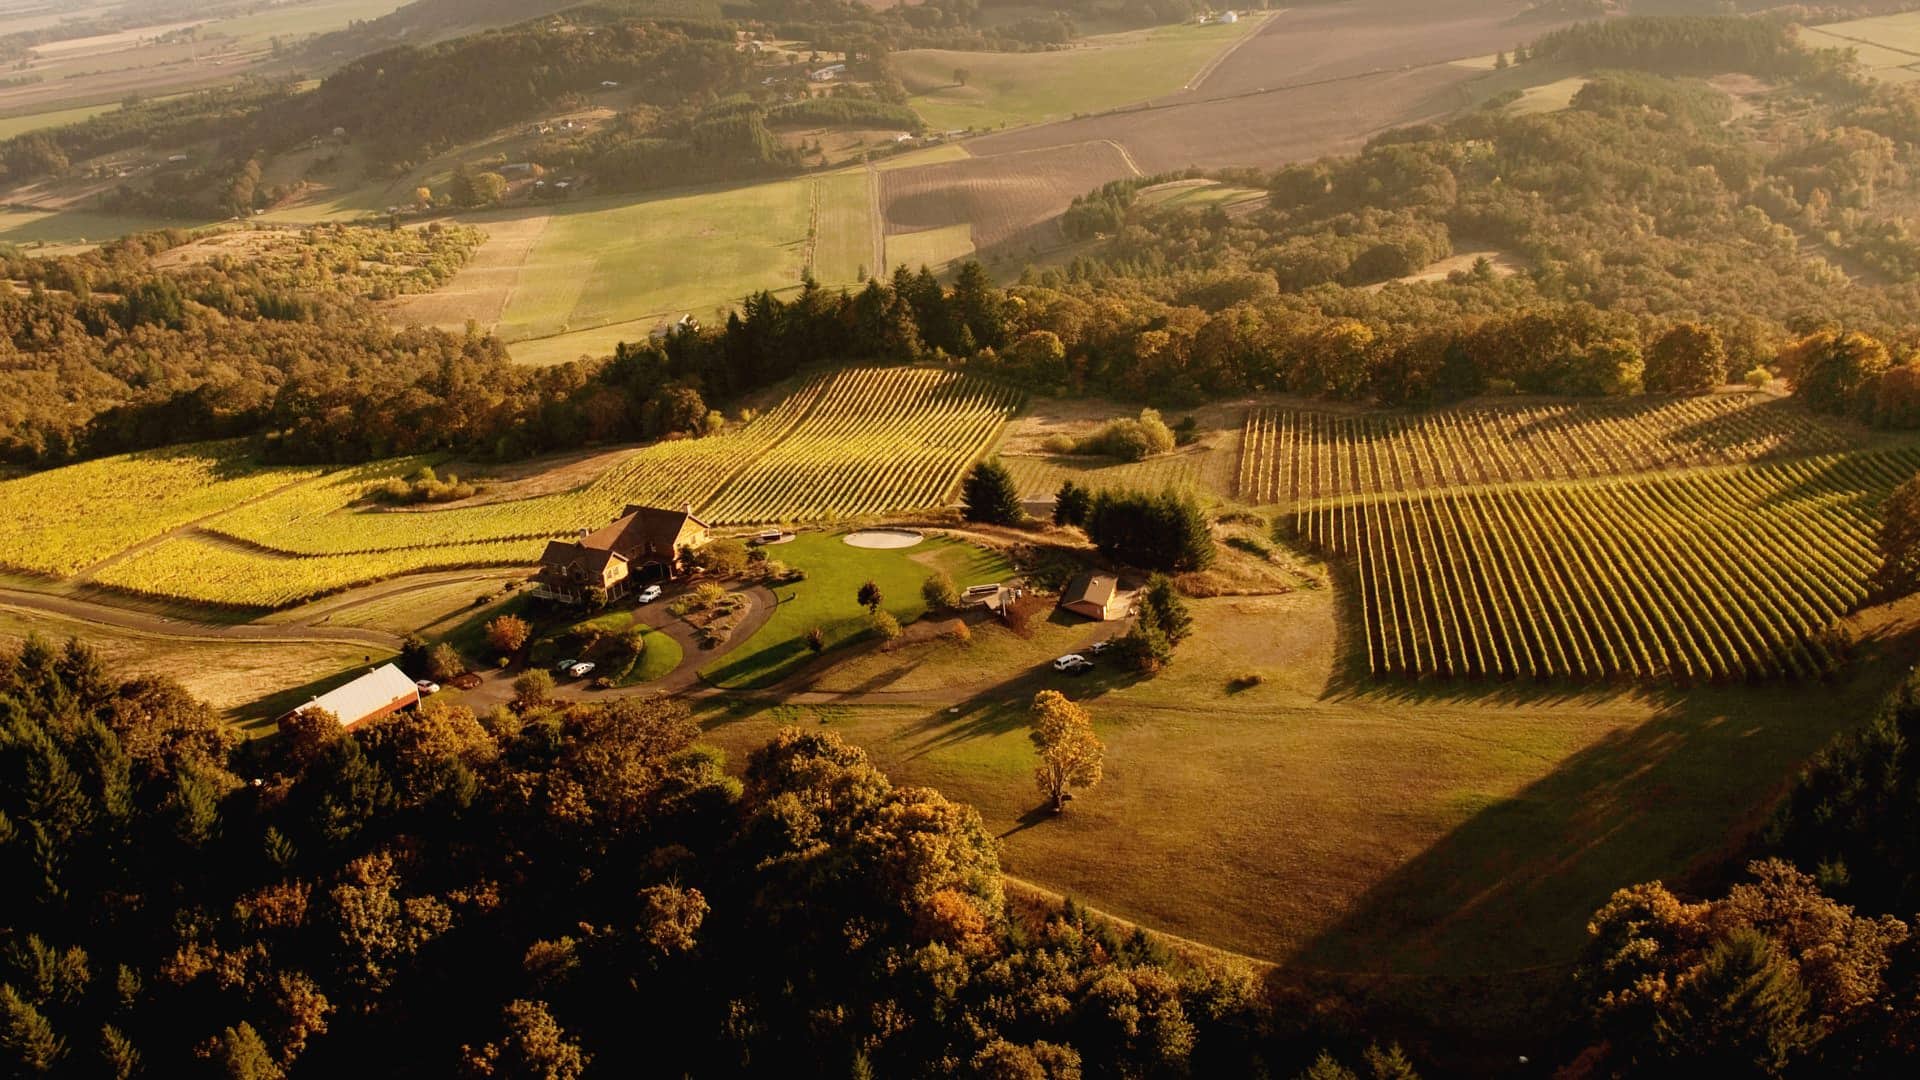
[894,16,1267,133]
[1,368,1020,608]
[0,0,402,119]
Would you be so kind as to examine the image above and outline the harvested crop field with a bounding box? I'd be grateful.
[881,139,1137,259]
[962,0,1578,183]
[387,213,550,333]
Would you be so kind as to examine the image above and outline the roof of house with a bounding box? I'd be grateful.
[1060,572,1120,609]
[304,664,418,727]
[538,504,707,576]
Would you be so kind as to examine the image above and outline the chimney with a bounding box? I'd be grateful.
[578,526,590,539]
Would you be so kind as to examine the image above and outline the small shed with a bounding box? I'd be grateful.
[291,663,419,729]
[1059,572,1127,621]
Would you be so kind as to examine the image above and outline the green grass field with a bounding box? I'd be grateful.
[0,101,122,139]
[700,532,1013,690]
[895,17,1264,132]
[0,207,207,248]
[886,223,975,273]
[694,583,1913,978]
[1137,180,1267,211]
[496,168,876,358]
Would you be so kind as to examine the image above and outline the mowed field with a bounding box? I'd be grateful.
[893,16,1267,133]
[0,368,1021,608]
[412,162,905,366]
[0,604,392,722]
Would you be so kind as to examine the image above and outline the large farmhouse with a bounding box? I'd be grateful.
[533,504,709,604]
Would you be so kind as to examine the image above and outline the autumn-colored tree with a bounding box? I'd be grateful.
[1645,321,1728,394]
[871,610,902,642]
[1876,473,1920,599]
[462,999,589,1080]
[484,615,531,657]
[1030,691,1103,813]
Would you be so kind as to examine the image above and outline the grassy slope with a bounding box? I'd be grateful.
[0,605,394,726]
[700,532,1013,690]
[497,168,878,357]
[695,583,1912,980]
[896,18,1264,132]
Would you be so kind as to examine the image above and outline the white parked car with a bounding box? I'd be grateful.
[1051,654,1093,674]
[1085,640,1113,656]
[637,584,663,604]
[569,662,596,678]
[554,658,578,674]
[415,679,440,695]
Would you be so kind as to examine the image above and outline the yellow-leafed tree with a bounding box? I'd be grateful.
[1030,690,1103,814]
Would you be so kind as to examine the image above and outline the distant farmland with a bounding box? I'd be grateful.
[893,16,1266,132]
[881,139,1138,261]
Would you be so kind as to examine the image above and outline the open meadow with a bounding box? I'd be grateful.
[893,16,1267,133]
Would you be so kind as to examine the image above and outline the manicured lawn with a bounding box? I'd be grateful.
[699,532,1013,689]
[696,586,1914,989]
[895,18,1263,132]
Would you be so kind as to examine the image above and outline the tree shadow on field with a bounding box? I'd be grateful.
[1280,623,1920,1065]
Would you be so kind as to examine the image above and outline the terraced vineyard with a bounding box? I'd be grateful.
[1288,450,1919,682]
[1240,394,1852,505]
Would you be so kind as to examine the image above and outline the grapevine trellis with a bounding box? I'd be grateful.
[1286,448,1920,682]
[1239,394,1854,505]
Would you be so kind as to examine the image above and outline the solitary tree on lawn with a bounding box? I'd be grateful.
[1030,690,1103,813]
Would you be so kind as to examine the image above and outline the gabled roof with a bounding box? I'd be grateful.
[1061,572,1119,608]
[303,664,418,727]
[538,504,705,572]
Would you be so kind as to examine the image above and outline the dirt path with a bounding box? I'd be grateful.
[1181,9,1285,94]
[865,159,886,276]
[0,588,400,650]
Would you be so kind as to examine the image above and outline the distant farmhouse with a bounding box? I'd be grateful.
[287,663,419,729]
[533,504,709,604]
